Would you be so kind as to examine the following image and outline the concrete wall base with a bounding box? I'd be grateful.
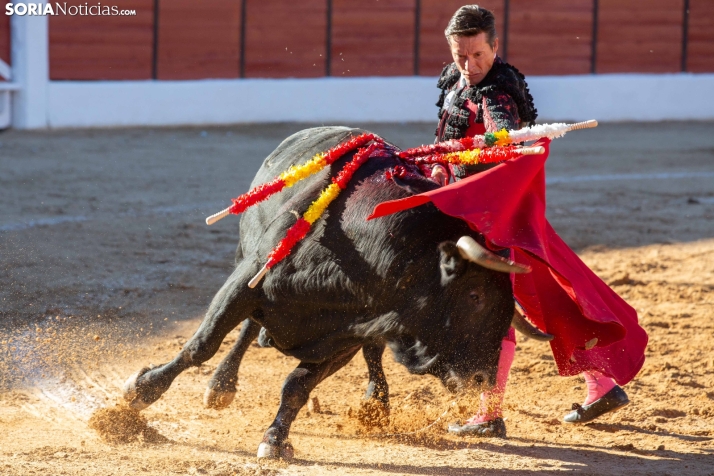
[15,74,714,129]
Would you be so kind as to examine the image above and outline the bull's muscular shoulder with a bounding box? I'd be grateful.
[240,126,370,263]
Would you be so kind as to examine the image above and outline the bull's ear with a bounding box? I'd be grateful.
[438,241,466,285]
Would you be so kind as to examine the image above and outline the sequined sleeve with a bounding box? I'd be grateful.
[482,91,520,133]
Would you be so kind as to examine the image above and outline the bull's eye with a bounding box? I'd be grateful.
[469,291,480,303]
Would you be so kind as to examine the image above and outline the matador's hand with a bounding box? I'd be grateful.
[431,165,448,186]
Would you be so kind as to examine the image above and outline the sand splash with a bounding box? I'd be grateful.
[88,404,168,444]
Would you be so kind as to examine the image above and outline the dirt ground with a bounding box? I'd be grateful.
[0,122,713,475]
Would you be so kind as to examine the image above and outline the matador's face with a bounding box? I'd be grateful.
[448,32,499,87]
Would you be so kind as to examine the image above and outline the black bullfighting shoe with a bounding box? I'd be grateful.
[563,385,630,424]
[447,417,507,438]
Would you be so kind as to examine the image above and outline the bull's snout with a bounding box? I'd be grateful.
[472,370,496,392]
[443,369,496,394]
[472,371,487,388]
[444,375,460,394]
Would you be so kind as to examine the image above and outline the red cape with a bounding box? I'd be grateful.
[369,139,647,385]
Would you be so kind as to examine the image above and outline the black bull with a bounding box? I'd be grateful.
[123,127,535,458]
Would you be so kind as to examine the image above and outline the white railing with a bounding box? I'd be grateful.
[0,58,19,129]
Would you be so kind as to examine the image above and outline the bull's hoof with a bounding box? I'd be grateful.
[256,441,294,460]
[257,327,273,348]
[363,381,390,409]
[122,367,153,410]
[448,417,507,438]
[203,387,236,410]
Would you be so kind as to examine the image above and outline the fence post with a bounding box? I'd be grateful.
[11,13,49,129]
[591,0,599,74]
[681,0,689,72]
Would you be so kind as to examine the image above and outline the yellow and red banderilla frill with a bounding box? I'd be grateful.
[205,121,597,288]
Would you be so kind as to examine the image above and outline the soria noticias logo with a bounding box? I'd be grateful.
[5,3,137,16]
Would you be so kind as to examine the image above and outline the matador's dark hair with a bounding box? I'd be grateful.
[444,5,497,47]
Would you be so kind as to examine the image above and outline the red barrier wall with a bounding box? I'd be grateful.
[596,0,684,73]
[44,0,712,80]
[330,0,415,77]
[0,1,10,66]
[244,0,327,78]
[49,0,154,80]
[687,0,714,73]
[156,0,240,80]
[508,0,593,76]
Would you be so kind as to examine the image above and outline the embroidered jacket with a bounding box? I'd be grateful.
[434,57,537,179]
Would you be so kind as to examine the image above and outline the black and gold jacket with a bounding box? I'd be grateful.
[435,57,538,142]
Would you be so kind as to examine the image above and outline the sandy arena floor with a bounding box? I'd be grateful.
[0,122,713,475]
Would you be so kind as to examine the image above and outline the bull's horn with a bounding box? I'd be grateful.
[456,236,531,274]
[511,304,554,341]
[410,354,441,375]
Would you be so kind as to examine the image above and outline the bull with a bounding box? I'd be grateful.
[122,127,548,458]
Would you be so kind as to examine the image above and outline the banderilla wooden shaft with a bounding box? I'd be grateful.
[248,264,270,288]
[567,120,598,131]
[515,146,545,155]
[206,207,231,225]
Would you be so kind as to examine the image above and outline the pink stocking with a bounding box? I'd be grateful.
[465,332,516,424]
[582,370,616,405]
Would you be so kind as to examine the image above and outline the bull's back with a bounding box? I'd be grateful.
[238,127,369,267]
[251,126,362,186]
